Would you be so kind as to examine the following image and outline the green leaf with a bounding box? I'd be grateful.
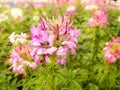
[88,83,99,90]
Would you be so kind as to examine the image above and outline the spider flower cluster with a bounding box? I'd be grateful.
[104,37,120,63]
[9,16,81,75]
[30,16,81,65]
[88,8,108,27]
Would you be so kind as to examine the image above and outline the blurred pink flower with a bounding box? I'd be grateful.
[9,45,39,75]
[66,5,76,16]
[65,11,74,16]
[104,37,120,63]
[88,8,108,27]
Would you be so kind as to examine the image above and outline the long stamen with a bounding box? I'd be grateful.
[64,22,68,34]
[40,18,46,30]
[42,21,46,30]
[61,16,64,23]
[56,24,59,40]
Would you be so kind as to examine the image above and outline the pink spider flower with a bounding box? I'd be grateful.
[104,37,120,63]
[30,16,81,65]
[9,45,40,75]
[88,8,108,27]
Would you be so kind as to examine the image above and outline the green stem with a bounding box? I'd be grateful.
[43,80,47,90]
[52,60,56,90]
[52,57,56,90]
[52,68,55,90]
[116,23,120,37]
[91,27,100,61]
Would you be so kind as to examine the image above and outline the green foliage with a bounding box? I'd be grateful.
[0,3,120,90]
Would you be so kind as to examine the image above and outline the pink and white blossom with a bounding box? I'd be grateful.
[9,45,40,75]
[88,8,108,27]
[104,37,120,63]
[9,15,81,75]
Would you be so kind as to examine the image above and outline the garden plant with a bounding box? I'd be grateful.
[0,0,120,90]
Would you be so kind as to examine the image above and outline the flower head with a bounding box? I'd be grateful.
[30,16,81,65]
[9,45,40,75]
[88,8,108,27]
[104,37,120,63]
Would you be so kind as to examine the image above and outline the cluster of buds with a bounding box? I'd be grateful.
[104,37,120,63]
[9,16,81,75]
[88,8,108,27]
